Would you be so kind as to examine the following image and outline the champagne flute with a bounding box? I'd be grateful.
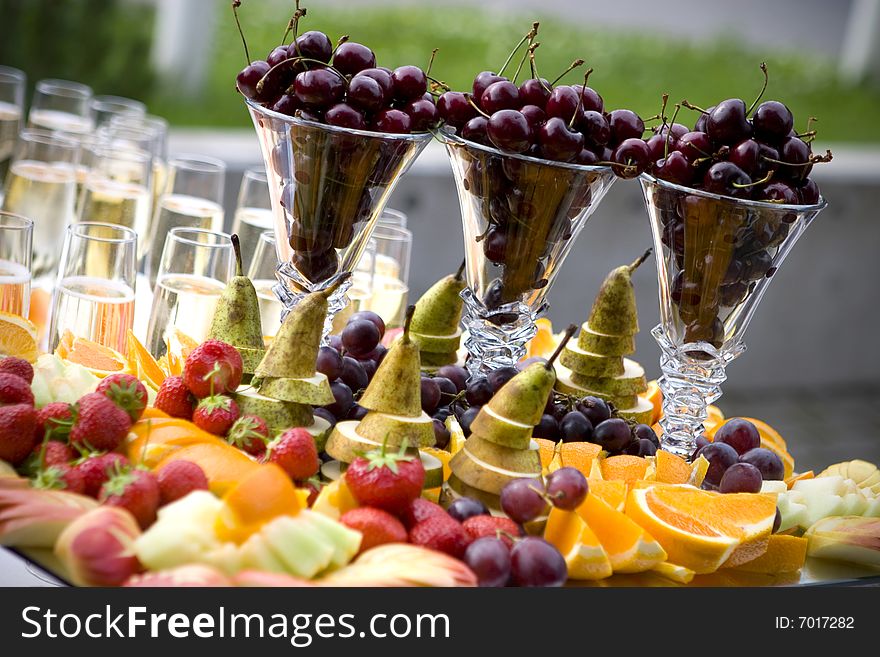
[378,207,407,228]
[89,95,146,128]
[0,212,33,316]
[248,230,283,339]
[145,228,233,358]
[361,221,412,328]
[48,222,137,353]
[0,66,25,195]
[2,129,80,278]
[146,154,226,287]
[109,114,169,212]
[232,166,272,271]
[28,79,94,136]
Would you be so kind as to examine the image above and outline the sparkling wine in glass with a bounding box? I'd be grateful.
[0,66,25,196]
[107,114,170,223]
[0,212,33,316]
[89,95,146,129]
[248,230,284,339]
[360,220,411,329]
[28,79,94,136]
[232,166,273,272]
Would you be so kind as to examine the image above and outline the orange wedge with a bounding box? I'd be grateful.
[599,455,648,482]
[126,329,166,389]
[655,450,692,484]
[652,561,696,584]
[534,438,558,470]
[55,332,129,377]
[587,478,627,511]
[544,506,612,580]
[726,534,807,574]
[558,441,602,475]
[643,380,662,425]
[154,442,259,496]
[526,317,556,359]
[214,463,307,543]
[311,479,359,520]
[577,492,666,573]
[127,417,224,468]
[785,470,814,489]
[0,311,39,363]
[140,408,170,420]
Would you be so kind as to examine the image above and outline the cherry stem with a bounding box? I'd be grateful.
[746,62,769,117]
[426,48,439,78]
[805,116,818,133]
[231,234,243,277]
[529,44,550,92]
[498,22,539,77]
[455,258,466,280]
[569,67,593,129]
[512,42,539,85]
[681,99,708,115]
[231,1,250,66]
[732,170,774,188]
[550,59,584,87]
[466,95,490,119]
[426,74,450,91]
[280,1,306,46]
[333,35,349,57]
[761,149,833,167]
[546,324,577,369]
[664,102,681,160]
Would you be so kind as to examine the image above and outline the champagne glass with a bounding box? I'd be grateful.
[48,222,137,352]
[248,230,283,339]
[28,79,94,136]
[0,66,25,195]
[378,207,407,228]
[231,166,272,271]
[145,228,233,358]
[640,175,827,458]
[361,222,412,329]
[89,95,146,128]
[145,154,226,287]
[0,212,33,316]
[2,129,80,277]
[109,114,170,214]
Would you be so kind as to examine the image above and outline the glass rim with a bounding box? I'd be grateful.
[35,78,92,99]
[88,143,153,162]
[371,224,412,241]
[0,211,34,230]
[68,221,138,244]
[438,126,614,174]
[18,128,80,150]
[167,227,233,249]
[90,95,146,111]
[168,153,227,173]
[243,166,268,183]
[109,113,169,134]
[0,66,26,83]
[246,98,434,144]
[639,173,828,212]
[257,229,276,243]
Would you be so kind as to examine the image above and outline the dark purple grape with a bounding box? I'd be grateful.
[593,418,632,452]
[359,358,377,380]
[634,423,660,449]
[433,376,458,400]
[559,411,593,443]
[699,442,739,485]
[714,418,760,455]
[236,60,271,100]
[458,405,480,436]
[500,478,548,524]
[533,414,559,440]
[342,319,380,357]
[623,439,642,456]
[465,378,493,406]
[706,98,752,145]
[328,334,343,351]
[464,537,511,588]
[752,101,793,143]
[325,103,366,130]
[391,65,428,101]
[545,467,588,510]
[347,404,368,421]
[447,496,489,523]
[349,310,385,338]
[576,396,610,426]
[481,81,522,114]
[692,433,710,460]
[332,42,376,76]
[510,537,567,587]
[773,508,782,533]
[347,75,386,112]
[312,406,337,428]
[432,418,451,449]
[487,109,532,153]
[719,462,763,493]
[421,377,441,414]
[323,381,353,418]
[608,109,645,143]
[436,365,468,392]
[294,68,345,108]
[340,356,369,393]
[739,447,784,480]
[316,346,344,380]
[487,366,518,393]
[363,344,387,364]
[289,30,333,63]
[639,438,658,456]
[373,108,412,134]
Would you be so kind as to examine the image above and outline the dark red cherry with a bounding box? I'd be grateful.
[646,134,668,161]
[372,108,411,134]
[271,93,301,116]
[520,104,547,131]
[570,85,604,113]
[752,101,794,144]
[404,97,438,131]
[574,148,599,165]
[676,131,712,163]
[608,109,645,144]
[333,42,376,76]
[487,109,532,153]
[357,68,394,97]
[611,138,651,179]
[694,106,715,133]
[729,139,761,175]
[707,99,752,146]
[797,178,820,205]
[436,91,477,127]
[267,46,289,67]
[391,65,428,101]
[461,116,490,145]
[757,181,798,204]
[545,86,580,121]
[519,78,551,107]
[325,103,366,130]
[578,110,610,146]
[483,227,508,263]
[289,31,333,63]
[703,161,751,198]
[538,116,584,161]
[653,150,694,185]
[347,75,386,112]
[778,137,812,182]
[294,68,345,108]
[236,60,271,100]
[472,71,507,103]
[656,122,689,141]
[481,81,522,114]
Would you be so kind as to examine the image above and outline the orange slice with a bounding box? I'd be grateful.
[126,329,166,389]
[0,311,39,363]
[544,506,612,580]
[576,492,666,573]
[525,317,556,359]
[214,463,306,543]
[652,561,696,584]
[534,438,557,470]
[587,478,626,511]
[311,479,359,520]
[726,534,807,574]
[785,470,814,489]
[127,417,224,467]
[643,380,662,425]
[154,442,259,496]
[655,450,692,484]
[558,441,602,475]
[599,455,648,482]
[56,333,129,377]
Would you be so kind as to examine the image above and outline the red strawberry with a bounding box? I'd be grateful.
[344,442,425,515]
[32,462,86,494]
[226,414,268,456]
[267,428,319,480]
[183,339,243,398]
[157,460,209,505]
[75,452,130,498]
[0,372,34,406]
[154,375,195,419]
[100,467,161,529]
[0,357,34,384]
[340,507,407,554]
[462,515,522,548]
[0,404,37,465]
[193,395,239,435]
[34,402,73,442]
[32,440,76,467]
[400,497,448,529]
[409,515,471,558]
[96,373,148,422]
[68,392,132,452]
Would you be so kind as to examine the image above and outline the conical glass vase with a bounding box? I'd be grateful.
[640,175,827,459]
[247,100,431,338]
[441,130,616,378]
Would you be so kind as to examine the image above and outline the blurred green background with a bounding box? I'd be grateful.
[0,0,878,141]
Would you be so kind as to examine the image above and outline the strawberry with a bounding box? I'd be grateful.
[0,404,37,465]
[157,460,209,505]
[75,452,130,498]
[67,392,132,452]
[193,395,239,435]
[32,440,75,467]
[96,373,148,422]
[340,507,407,554]
[154,375,195,419]
[462,515,522,548]
[183,339,243,398]
[100,467,160,529]
[267,428,319,480]
[400,497,448,529]
[0,372,34,406]
[344,441,425,515]
[227,414,269,457]
[32,462,86,494]
[409,515,471,558]
[34,402,72,442]
[0,357,34,384]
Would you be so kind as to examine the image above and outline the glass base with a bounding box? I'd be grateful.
[653,325,745,459]
[273,261,352,344]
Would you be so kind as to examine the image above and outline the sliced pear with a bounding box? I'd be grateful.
[419,350,459,367]
[305,414,332,452]
[411,329,462,354]
[445,474,501,511]
[461,435,541,474]
[469,405,533,450]
[569,358,647,397]
[450,447,542,495]
[615,397,655,425]
[559,343,625,378]
[355,411,436,448]
[233,386,314,430]
[325,421,381,463]
[577,322,635,357]
[258,372,334,406]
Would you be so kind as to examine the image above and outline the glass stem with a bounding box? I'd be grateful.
[461,288,538,379]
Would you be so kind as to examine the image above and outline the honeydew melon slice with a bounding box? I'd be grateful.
[559,343,625,378]
[300,509,362,569]
[469,405,533,449]
[261,514,335,578]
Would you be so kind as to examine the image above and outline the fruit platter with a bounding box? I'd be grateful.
[1,3,878,588]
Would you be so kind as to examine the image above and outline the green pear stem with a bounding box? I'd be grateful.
[320,271,352,297]
[545,324,577,369]
[231,234,243,277]
[402,304,416,341]
[627,249,652,273]
[454,259,466,281]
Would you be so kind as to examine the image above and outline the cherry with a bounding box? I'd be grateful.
[545,86,579,121]
[758,181,798,204]
[752,100,793,143]
[372,108,411,134]
[646,134,668,161]
[483,227,508,262]
[519,78,551,107]
[655,122,689,141]
[294,68,345,108]
[653,150,694,185]
[481,81,522,114]
[357,68,394,97]
[574,148,599,165]
[347,75,385,112]
[436,91,477,127]
[271,93,301,116]
[611,138,651,178]
[538,116,584,161]
[236,60,271,100]
[608,109,644,144]
[706,98,752,145]
[578,110,610,146]
[487,109,532,153]
[293,249,338,282]
[404,97,438,131]
[461,116,490,145]
[325,103,366,130]
[798,178,820,205]
[520,104,547,131]
[703,161,751,198]
[778,136,812,182]
[729,139,760,174]
[267,46,289,67]
[289,31,333,63]
[473,71,507,103]
[694,105,715,133]
[333,42,376,76]
[754,142,780,178]
[570,84,604,113]
[391,65,428,101]
[676,131,712,163]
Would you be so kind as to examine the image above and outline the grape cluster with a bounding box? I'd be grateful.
[694,418,784,494]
